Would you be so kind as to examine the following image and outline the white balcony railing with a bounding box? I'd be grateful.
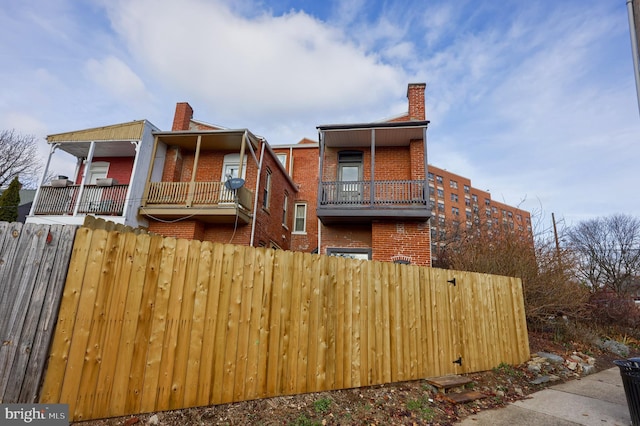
[33,184,128,216]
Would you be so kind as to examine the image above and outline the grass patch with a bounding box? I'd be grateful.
[406,395,435,421]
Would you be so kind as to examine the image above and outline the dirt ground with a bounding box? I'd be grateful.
[74,330,637,426]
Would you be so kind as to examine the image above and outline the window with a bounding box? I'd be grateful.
[263,169,272,209]
[327,248,371,260]
[282,192,288,227]
[338,151,363,202]
[438,216,445,226]
[466,211,472,220]
[222,153,247,180]
[277,153,287,167]
[437,189,444,198]
[472,194,478,204]
[465,197,471,207]
[450,193,458,202]
[452,207,460,216]
[436,175,443,185]
[429,187,435,196]
[428,172,434,181]
[463,184,470,194]
[450,180,458,189]
[429,200,436,211]
[485,198,491,206]
[294,203,307,233]
[437,201,444,212]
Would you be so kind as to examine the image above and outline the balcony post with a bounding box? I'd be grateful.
[370,128,375,206]
[29,143,59,218]
[141,135,159,208]
[73,141,95,216]
[186,134,202,207]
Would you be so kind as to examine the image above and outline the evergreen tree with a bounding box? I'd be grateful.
[0,176,21,222]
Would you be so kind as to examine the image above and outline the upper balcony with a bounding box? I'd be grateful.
[316,120,430,224]
[140,181,253,224]
[33,183,128,216]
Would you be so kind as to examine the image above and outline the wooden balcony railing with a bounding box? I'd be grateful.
[34,184,128,215]
[320,180,427,206]
[145,181,253,210]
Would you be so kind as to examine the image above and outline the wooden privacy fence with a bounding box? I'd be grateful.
[0,222,77,403]
[39,227,529,421]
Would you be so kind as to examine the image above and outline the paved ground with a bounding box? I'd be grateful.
[457,367,634,426]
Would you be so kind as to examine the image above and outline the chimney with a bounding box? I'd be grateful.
[407,83,426,121]
[172,102,193,131]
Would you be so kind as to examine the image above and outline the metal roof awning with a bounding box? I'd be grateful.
[317,120,429,148]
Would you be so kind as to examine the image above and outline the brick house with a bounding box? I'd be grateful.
[26,120,159,228]
[140,103,298,249]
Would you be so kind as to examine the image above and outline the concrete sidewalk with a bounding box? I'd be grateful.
[457,367,633,426]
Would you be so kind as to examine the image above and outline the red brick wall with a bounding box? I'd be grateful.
[148,220,204,240]
[273,144,320,252]
[172,102,193,131]
[371,221,431,266]
[407,83,426,121]
[75,157,134,184]
[320,224,372,253]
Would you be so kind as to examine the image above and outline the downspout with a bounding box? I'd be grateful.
[250,141,267,246]
[370,129,375,206]
[423,126,431,267]
[28,142,59,218]
[73,140,96,216]
[627,0,640,116]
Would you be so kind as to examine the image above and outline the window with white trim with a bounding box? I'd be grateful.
[282,192,288,227]
[263,169,271,209]
[294,203,307,233]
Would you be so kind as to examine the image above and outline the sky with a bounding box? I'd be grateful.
[1,0,639,229]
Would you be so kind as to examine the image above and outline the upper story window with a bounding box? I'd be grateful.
[263,169,272,209]
[282,192,289,227]
[463,184,470,194]
[436,175,443,185]
[450,180,458,189]
[338,151,363,181]
[277,153,287,167]
[450,193,458,202]
[428,172,434,181]
[294,203,307,233]
[472,194,478,204]
[437,189,444,198]
[222,153,247,181]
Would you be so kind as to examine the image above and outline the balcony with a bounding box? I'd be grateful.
[141,181,254,224]
[317,179,430,224]
[33,184,128,216]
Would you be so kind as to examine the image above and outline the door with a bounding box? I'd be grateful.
[338,152,363,203]
[85,162,109,212]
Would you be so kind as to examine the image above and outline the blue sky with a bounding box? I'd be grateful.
[1,0,639,229]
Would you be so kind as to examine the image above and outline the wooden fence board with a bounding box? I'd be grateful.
[33,226,531,422]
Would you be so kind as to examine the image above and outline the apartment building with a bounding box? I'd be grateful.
[426,165,532,264]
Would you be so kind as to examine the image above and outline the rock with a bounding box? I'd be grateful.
[495,390,505,398]
[530,376,550,385]
[147,414,159,425]
[599,339,629,357]
[537,352,564,364]
[549,374,561,381]
[527,364,542,374]
[581,364,596,375]
[566,361,578,371]
[514,387,524,396]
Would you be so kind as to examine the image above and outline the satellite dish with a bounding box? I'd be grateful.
[225,177,245,191]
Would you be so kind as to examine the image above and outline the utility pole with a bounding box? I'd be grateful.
[627,0,640,116]
[552,212,560,254]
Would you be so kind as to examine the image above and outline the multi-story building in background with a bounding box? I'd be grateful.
[27,83,531,267]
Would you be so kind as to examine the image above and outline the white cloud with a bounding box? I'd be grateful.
[102,0,406,126]
[85,56,152,105]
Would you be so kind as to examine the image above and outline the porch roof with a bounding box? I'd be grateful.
[317,120,429,148]
[152,129,262,151]
[46,120,158,158]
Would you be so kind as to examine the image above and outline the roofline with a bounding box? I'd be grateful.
[47,119,160,140]
[271,142,319,149]
[317,120,430,131]
[153,128,262,144]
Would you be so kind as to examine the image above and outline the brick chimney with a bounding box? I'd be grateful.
[407,83,426,121]
[172,102,193,131]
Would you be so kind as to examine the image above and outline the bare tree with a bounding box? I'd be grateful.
[433,213,589,323]
[0,129,44,188]
[567,214,640,296]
